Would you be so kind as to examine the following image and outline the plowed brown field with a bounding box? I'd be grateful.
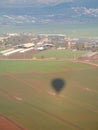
[0,115,26,130]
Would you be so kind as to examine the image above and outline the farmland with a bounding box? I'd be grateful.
[33,50,85,60]
[0,60,98,130]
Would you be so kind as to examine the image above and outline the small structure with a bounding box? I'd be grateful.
[23,43,35,48]
[36,47,45,51]
[18,43,35,48]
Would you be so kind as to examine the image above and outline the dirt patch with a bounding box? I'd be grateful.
[78,52,98,61]
[0,115,27,130]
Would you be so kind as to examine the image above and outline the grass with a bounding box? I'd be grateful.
[0,60,98,130]
[33,50,85,60]
[0,60,66,73]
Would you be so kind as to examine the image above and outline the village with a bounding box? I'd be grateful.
[0,33,98,60]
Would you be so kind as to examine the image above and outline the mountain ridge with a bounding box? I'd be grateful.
[0,1,98,27]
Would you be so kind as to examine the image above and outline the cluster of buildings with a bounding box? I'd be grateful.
[0,33,98,56]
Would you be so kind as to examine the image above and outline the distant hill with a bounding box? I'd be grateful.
[0,0,98,32]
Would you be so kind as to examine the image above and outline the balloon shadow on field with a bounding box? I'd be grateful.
[51,78,66,94]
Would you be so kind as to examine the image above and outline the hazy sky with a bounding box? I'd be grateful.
[1,0,73,5]
[1,0,97,9]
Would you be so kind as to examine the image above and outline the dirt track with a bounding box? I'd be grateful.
[75,60,98,67]
[0,115,27,130]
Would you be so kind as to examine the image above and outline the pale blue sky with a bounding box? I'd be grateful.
[0,0,73,5]
[1,0,97,8]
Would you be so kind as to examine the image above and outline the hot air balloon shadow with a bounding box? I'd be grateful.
[51,78,66,93]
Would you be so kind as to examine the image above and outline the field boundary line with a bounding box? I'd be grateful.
[0,114,27,130]
[23,101,84,130]
[2,73,85,130]
[74,60,98,67]
[3,72,98,113]
[0,58,98,67]
[1,73,84,130]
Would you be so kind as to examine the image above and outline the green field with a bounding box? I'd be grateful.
[0,60,98,130]
[33,50,85,60]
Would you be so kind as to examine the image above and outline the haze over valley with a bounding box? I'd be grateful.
[0,0,98,37]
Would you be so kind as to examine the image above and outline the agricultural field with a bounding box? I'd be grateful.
[0,60,98,130]
[0,49,86,60]
[33,50,85,60]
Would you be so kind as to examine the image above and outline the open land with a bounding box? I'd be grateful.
[0,59,98,130]
[0,49,86,60]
